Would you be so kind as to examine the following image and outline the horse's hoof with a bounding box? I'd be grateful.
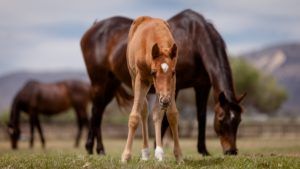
[97,149,106,156]
[121,152,131,163]
[141,148,150,161]
[155,146,164,161]
[85,143,93,154]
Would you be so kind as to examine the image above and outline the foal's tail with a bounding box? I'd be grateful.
[115,85,133,109]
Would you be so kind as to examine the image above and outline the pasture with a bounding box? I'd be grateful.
[1,136,300,169]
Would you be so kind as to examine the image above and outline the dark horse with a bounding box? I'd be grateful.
[81,9,246,155]
[7,79,91,149]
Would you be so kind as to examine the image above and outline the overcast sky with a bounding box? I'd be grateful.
[0,0,299,76]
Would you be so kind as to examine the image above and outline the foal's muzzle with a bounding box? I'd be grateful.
[159,96,170,108]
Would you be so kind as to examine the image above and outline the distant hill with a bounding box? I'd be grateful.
[243,42,300,114]
[0,71,89,113]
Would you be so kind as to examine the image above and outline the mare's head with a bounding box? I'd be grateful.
[214,92,246,155]
[7,123,20,149]
[150,43,177,109]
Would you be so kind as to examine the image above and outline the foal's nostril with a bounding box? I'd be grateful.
[159,96,170,107]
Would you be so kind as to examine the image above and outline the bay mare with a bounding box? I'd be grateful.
[7,79,91,149]
[80,9,245,156]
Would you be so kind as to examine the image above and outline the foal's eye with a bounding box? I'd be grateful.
[151,70,156,76]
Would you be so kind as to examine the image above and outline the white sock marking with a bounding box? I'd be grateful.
[155,146,164,161]
[141,148,150,160]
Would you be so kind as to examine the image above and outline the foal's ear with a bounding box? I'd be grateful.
[152,43,160,59]
[170,43,177,59]
[219,92,228,107]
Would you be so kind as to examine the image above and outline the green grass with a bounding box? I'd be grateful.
[1,138,300,169]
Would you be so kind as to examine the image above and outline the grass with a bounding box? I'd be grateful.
[1,137,300,169]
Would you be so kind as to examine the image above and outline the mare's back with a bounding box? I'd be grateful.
[80,16,133,82]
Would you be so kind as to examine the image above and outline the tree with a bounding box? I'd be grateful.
[230,57,287,113]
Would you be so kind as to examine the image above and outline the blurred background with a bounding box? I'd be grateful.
[0,0,299,142]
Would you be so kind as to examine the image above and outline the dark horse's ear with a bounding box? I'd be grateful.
[152,43,160,59]
[219,92,228,107]
[170,43,177,59]
[236,92,247,103]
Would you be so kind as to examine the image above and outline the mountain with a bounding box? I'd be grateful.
[243,42,300,114]
[0,71,89,113]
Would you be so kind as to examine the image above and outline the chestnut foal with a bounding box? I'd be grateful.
[121,16,182,163]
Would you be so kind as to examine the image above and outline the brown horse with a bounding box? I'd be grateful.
[121,16,182,163]
[7,79,91,149]
[80,9,245,156]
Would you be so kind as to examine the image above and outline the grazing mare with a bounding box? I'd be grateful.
[122,16,182,163]
[80,9,245,156]
[165,10,246,155]
[7,80,91,149]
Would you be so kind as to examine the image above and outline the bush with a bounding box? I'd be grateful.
[231,57,287,113]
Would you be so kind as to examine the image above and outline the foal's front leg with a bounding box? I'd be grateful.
[140,100,150,160]
[167,98,183,163]
[121,76,150,163]
[152,99,165,161]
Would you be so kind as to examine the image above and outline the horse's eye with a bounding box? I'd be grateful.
[172,71,176,76]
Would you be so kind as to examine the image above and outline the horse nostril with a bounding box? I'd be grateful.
[159,96,170,107]
[224,149,238,155]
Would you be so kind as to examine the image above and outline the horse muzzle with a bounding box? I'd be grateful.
[224,149,238,155]
[159,96,171,108]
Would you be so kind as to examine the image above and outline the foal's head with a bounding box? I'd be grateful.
[150,43,177,109]
[214,92,246,155]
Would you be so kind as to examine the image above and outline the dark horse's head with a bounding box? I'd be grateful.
[214,92,246,155]
[7,122,20,149]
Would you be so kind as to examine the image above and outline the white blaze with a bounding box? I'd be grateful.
[161,63,169,73]
[230,111,235,120]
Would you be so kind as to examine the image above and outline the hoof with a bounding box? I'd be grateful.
[85,144,93,155]
[155,146,164,161]
[141,148,150,161]
[97,149,106,155]
[121,151,131,163]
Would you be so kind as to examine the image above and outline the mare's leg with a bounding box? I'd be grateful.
[34,115,45,148]
[86,80,119,155]
[74,108,85,148]
[167,98,183,163]
[29,114,35,148]
[75,107,89,148]
[194,85,211,156]
[122,76,150,162]
[140,100,150,160]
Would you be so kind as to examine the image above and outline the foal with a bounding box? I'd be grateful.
[121,16,182,163]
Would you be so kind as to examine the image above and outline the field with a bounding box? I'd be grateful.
[1,136,300,169]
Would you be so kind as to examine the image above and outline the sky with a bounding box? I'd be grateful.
[0,0,299,76]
